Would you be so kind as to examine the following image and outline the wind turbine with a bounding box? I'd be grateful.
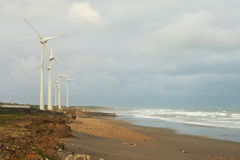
[57,73,65,109]
[65,76,74,108]
[46,43,67,110]
[25,19,64,110]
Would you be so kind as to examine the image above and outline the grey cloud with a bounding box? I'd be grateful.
[152,10,240,52]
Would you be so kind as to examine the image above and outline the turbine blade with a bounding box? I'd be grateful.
[49,41,53,56]
[54,58,68,68]
[51,60,54,66]
[35,65,41,69]
[44,67,50,70]
[44,34,65,41]
[52,68,59,77]
[49,60,53,68]
[63,74,68,79]
[25,19,43,40]
[59,73,67,78]
[44,59,50,64]
[66,74,72,79]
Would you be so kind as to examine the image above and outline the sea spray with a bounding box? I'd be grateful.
[115,108,240,129]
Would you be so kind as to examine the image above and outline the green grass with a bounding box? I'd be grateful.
[3,141,13,147]
[0,115,14,120]
[12,115,19,120]
[33,148,54,160]
[54,119,64,123]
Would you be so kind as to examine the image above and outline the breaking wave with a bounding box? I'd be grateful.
[115,108,240,129]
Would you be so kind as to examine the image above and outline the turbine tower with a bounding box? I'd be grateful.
[25,19,64,110]
[46,64,53,110]
[65,77,74,108]
[57,74,65,109]
[46,43,66,110]
[55,80,59,108]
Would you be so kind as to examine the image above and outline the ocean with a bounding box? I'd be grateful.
[113,107,240,142]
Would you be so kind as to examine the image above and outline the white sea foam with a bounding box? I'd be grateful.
[115,108,240,129]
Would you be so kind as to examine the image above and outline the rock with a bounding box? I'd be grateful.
[73,154,90,160]
[182,150,190,154]
[122,143,137,147]
[25,153,37,160]
[78,112,116,118]
[11,133,19,138]
[4,155,10,160]
[66,114,73,119]
[65,155,73,160]
[31,146,36,150]
[86,155,90,160]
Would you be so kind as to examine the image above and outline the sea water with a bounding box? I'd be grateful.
[113,107,240,142]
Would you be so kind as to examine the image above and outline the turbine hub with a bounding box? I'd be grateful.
[49,56,54,60]
[40,39,47,44]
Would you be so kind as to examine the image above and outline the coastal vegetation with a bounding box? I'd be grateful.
[0,107,72,159]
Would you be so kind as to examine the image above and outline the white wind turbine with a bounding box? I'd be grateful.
[25,19,64,110]
[46,43,67,110]
[65,76,74,108]
[57,73,65,109]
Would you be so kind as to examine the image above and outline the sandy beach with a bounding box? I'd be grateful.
[58,117,240,160]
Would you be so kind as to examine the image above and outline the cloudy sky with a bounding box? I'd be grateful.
[1,0,240,108]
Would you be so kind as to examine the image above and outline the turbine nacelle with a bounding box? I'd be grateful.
[40,34,65,44]
[49,55,55,61]
[40,39,48,44]
[59,73,66,78]
[55,80,59,87]
[48,46,67,68]
[46,67,51,70]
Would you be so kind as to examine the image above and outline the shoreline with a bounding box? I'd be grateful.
[115,115,240,143]
[59,116,240,160]
[111,107,240,143]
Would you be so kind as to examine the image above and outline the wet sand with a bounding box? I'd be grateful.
[58,117,240,160]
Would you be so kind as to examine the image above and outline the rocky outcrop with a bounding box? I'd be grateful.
[77,111,116,118]
[62,108,117,118]
[0,108,73,160]
[65,154,104,160]
[37,119,72,138]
